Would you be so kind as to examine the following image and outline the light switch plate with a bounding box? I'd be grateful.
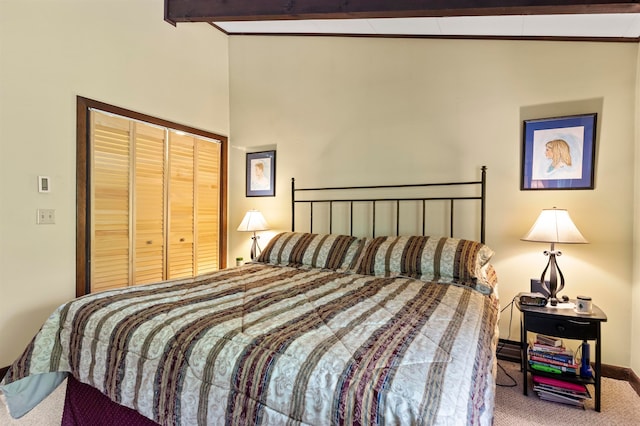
[37,209,55,224]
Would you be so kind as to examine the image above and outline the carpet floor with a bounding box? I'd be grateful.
[494,360,640,425]
[1,360,639,425]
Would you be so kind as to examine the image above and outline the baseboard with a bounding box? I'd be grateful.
[601,364,640,396]
[601,363,630,381]
[496,340,640,398]
[630,369,640,396]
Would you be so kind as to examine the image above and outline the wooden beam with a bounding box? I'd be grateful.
[165,0,640,23]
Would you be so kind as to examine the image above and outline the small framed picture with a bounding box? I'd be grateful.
[246,150,276,197]
[521,113,597,190]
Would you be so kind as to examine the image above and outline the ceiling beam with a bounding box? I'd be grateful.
[165,0,640,24]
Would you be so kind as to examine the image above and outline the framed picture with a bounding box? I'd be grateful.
[246,150,276,197]
[521,113,597,190]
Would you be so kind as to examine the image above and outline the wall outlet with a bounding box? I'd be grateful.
[37,209,55,224]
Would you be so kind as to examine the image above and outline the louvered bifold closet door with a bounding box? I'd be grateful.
[196,139,221,274]
[89,110,223,292]
[168,132,195,279]
[134,122,166,285]
[91,112,131,292]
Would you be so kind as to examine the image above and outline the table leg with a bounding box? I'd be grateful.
[521,314,528,396]
[595,331,601,411]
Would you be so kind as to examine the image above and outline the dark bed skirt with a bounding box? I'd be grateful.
[62,376,159,426]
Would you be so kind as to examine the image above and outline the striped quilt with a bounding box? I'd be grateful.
[2,263,498,425]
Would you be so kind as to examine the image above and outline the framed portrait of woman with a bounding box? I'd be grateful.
[246,150,276,197]
[521,113,597,190]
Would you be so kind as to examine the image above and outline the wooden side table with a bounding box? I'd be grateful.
[516,300,607,411]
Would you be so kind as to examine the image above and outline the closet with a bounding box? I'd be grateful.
[90,110,221,292]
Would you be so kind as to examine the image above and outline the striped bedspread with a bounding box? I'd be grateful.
[2,263,499,425]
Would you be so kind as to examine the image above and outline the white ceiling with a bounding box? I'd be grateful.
[215,13,640,39]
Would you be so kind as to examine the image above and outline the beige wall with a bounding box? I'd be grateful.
[1,1,638,373]
[0,1,229,366]
[229,36,638,367]
[632,47,640,375]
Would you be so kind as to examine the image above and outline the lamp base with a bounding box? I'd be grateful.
[540,246,565,308]
[250,233,262,261]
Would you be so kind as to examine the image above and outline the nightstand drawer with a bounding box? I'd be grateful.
[526,316,598,340]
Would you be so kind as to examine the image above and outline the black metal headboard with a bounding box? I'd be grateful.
[291,166,487,243]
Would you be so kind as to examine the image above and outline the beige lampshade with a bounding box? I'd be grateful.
[237,210,269,232]
[521,208,588,244]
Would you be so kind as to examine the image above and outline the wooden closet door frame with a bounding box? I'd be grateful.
[76,96,228,297]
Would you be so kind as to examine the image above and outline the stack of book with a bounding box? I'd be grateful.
[532,375,592,408]
[528,334,578,375]
[528,334,592,408]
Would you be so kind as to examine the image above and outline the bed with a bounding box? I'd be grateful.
[1,167,499,425]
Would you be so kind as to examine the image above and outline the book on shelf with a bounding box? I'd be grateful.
[537,392,586,408]
[530,341,574,356]
[532,375,591,408]
[533,383,592,400]
[527,343,575,367]
[528,336,577,377]
[528,348,574,364]
[532,375,588,392]
[536,334,563,347]
[529,360,578,374]
[529,354,579,369]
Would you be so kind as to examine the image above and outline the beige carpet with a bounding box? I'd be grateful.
[1,361,639,425]
[0,379,65,426]
[495,360,640,425]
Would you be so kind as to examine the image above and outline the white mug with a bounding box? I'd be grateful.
[576,295,593,314]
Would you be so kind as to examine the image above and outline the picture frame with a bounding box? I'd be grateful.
[521,113,597,190]
[246,150,276,197]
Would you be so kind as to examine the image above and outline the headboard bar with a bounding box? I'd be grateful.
[422,200,426,236]
[292,166,487,243]
[481,165,487,243]
[450,199,455,238]
[293,180,483,192]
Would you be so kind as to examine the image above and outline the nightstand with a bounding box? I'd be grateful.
[516,300,607,411]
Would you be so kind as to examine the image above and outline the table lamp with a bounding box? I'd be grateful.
[521,207,588,306]
[237,210,269,260]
